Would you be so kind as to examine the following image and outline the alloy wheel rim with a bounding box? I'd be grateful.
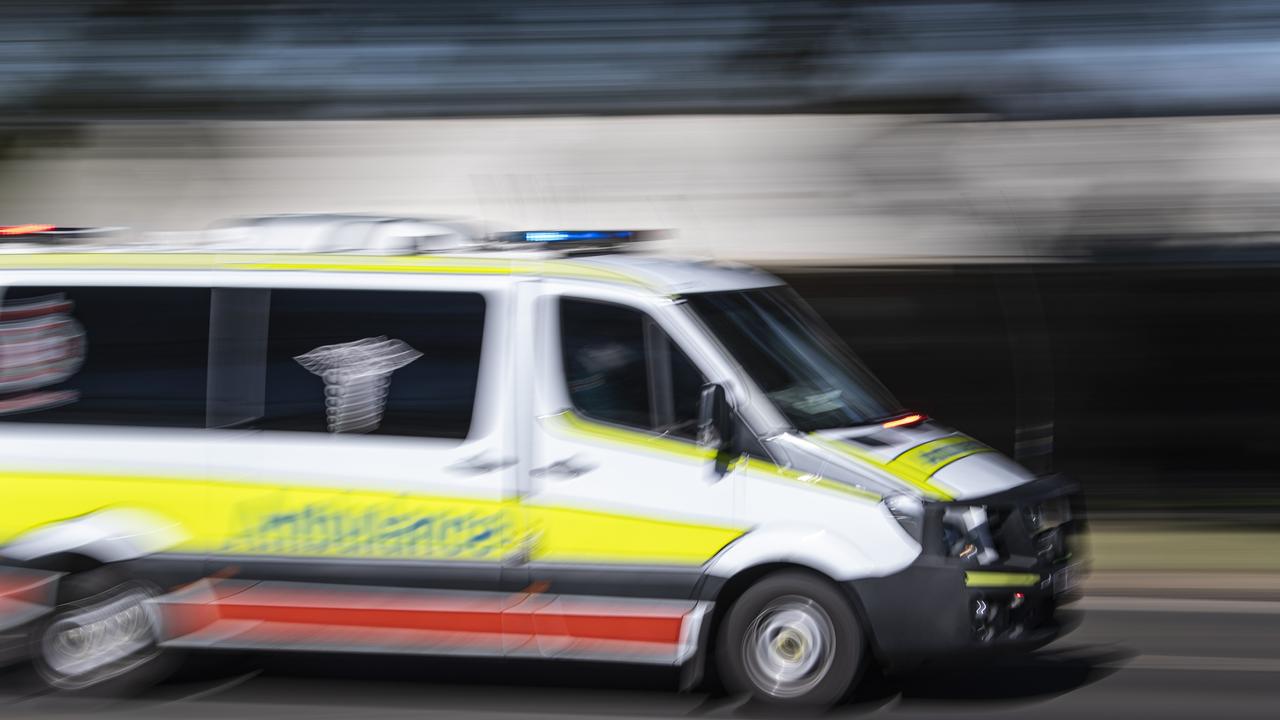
[39,586,158,689]
[741,595,836,698]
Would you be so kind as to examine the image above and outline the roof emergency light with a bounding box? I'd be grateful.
[494,229,667,250]
[520,230,637,243]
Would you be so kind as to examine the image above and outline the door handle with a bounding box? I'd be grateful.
[531,455,597,480]
[447,452,517,475]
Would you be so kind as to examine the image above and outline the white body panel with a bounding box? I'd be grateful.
[0,270,518,571]
[930,451,1036,497]
[1,507,186,564]
[527,281,736,525]
[524,279,921,583]
[0,254,1032,597]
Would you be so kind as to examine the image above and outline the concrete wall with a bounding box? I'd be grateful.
[4,114,1280,262]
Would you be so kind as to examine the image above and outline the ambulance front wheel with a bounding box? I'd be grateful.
[715,570,866,707]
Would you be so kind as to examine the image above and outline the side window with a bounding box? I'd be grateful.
[669,334,705,436]
[258,289,486,439]
[559,299,651,429]
[559,298,706,440]
[0,286,210,427]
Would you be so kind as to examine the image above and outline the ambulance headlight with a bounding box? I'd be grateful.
[943,506,1001,565]
[884,494,925,542]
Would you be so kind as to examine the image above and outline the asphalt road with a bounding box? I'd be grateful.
[2,598,1278,719]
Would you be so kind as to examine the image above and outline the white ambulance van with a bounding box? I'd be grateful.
[0,217,1083,705]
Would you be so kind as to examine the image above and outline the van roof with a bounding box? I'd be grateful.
[0,251,781,297]
[0,215,782,295]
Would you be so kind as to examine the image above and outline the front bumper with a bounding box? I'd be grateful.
[848,474,1086,670]
[847,560,1077,670]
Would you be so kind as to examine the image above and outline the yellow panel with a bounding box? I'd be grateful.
[964,571,1040,588]
[891,436,991,479]
[211,485,516,561]
[0,469,746,566]
[524,503,744,566]
[0,470,518,562]
[0,471,218,553]
[531,412,880,566]
[807,433,991,501]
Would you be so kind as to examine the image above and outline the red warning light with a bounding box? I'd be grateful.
[0,224,56,236]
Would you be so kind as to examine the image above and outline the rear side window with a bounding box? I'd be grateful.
[0,285,486,438]
[250,289,486,439]
[0,286,210,427]
[559,298,706,440]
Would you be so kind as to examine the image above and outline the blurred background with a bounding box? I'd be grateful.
[2,1,1279,716]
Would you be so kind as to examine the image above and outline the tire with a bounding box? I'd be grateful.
[715,570,865,707]
[30,566,171,694]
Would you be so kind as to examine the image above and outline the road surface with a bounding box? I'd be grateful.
[2,597,1278,718]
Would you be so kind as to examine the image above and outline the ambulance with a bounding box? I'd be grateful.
[0,217,1083,706]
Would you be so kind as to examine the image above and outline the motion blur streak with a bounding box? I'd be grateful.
[0,225,55,236]
[2,1,1280,119]
[1,0,1279,716]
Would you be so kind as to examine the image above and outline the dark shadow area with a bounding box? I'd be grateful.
[249,650,678,690]
[139,651,699,717]
[884,646,1132,706]
[779,263,1280,515]
[105,643,1129,718]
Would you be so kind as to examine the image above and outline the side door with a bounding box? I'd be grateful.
[514,285,745,662]
[188,280,520,654]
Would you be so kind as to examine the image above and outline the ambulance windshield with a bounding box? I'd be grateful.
[685,287,901,432]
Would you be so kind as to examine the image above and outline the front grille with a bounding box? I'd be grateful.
[987,491,1082,568]
[1034,526,1065,563]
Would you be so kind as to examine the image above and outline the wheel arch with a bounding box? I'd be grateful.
[2,508,186,566]
[698,562,891,685]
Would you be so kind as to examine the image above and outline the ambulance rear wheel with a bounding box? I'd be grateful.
[30,567,171,694]
[716,571,865,707]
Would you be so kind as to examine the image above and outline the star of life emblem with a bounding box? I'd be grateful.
[294,336,422,433]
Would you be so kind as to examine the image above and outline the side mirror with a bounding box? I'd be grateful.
[697,383,736,475]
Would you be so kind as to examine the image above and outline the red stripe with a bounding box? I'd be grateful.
[162,584,689,648]
[539,612,683,644]
[204,594,686,645]
[219,603,506,635]
[215,603,683,644]
[209,621,508,651]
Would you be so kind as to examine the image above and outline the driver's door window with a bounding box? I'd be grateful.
[560,298,703,440]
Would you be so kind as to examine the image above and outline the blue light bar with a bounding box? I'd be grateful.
[520,230,636,243]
